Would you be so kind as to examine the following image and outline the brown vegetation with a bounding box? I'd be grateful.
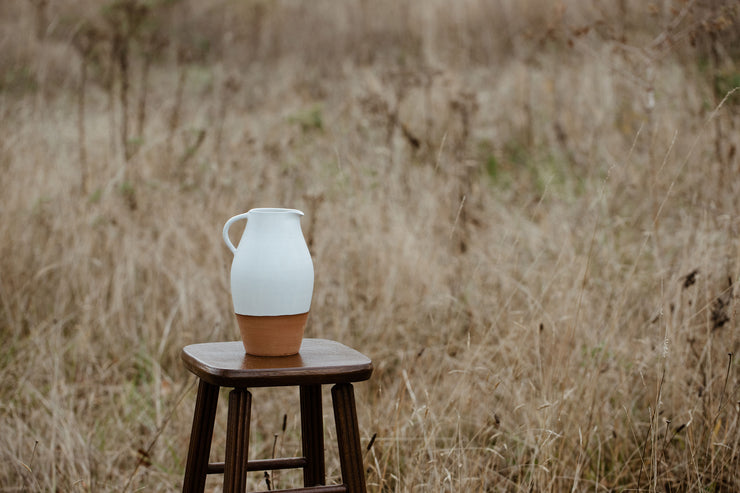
[1,0,739,491]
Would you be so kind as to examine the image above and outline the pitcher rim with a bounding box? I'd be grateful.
[248,208,304,216]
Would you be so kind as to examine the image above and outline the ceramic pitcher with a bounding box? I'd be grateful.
[223,208,314,356]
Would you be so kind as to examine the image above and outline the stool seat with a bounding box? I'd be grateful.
[181,338,372,493]
[181,339,373,388]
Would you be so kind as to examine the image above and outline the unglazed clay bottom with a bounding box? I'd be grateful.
[236,312,309,356]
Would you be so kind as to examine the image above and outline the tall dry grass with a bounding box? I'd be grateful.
[1,0,739,491]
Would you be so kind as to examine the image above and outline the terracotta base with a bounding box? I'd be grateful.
[236,312,309,356]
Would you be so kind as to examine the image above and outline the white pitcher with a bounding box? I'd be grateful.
[223,208,314,355]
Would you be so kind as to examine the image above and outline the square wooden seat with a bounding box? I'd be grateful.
[181,339,373,493]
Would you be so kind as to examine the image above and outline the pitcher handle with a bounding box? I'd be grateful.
[223,212,250,254]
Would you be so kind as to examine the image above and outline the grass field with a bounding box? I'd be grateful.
[1,0,739,491]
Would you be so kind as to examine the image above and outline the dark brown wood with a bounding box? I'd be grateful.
[181,339,373,388]
[300,385,325,486]
[207,457,308,474]
[183,379,219,493]
[181,340,372,493]
[331,384,367,493]
[224,389,251,493]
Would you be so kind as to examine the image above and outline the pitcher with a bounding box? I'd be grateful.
[223,208,314,356]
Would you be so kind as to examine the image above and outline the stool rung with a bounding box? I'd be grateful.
[207,457,308,474]
[250,486,348,493]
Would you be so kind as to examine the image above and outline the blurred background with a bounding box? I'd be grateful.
[1,0,739,491]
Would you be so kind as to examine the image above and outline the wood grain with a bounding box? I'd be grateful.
[181,339,373,387]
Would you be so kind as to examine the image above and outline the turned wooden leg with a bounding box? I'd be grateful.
[183,380,219,493]
[331,383,367,493]
[300,384,325,486]
[224,388,251,493]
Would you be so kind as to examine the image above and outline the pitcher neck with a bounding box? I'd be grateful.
[246,208,304,230]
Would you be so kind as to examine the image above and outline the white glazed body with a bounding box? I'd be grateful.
[223,208,314,316]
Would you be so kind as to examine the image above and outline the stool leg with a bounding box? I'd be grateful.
[224,388,251,493]
[183,380,219,493]
[331,383,367,493]
[300,384,325,486]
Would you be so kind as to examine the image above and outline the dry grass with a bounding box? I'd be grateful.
[1,0,739,491]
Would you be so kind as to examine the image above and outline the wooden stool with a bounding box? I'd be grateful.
[181,338,373,493]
